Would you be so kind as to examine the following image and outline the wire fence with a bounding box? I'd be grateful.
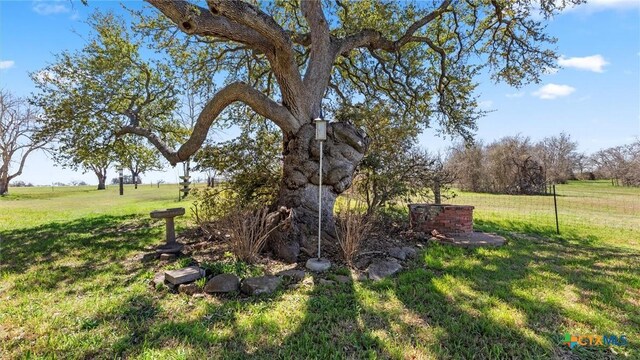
[446,181,640,238]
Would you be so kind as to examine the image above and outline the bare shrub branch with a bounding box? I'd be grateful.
[335,198,373,267]
[224,206,285,263]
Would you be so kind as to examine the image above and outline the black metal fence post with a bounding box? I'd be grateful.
[553,184,560,235]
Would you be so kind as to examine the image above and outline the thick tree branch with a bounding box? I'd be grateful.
[301,0,335,114]
[118,82,299,165]
[204,0,306,121]
[7,146,43,181]
[338,0,451,54]
[207,0,290,51]
[146,0,271,53]
[147,0,311,123]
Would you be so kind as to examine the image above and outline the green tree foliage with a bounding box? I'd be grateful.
[119,0,584,164]
[31,11,182,188]
[337,103,455,214]
[194,126,282,206]
[117,135,162,189]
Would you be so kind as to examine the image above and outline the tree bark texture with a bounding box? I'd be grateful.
[96,171,107,190]
[0,166,8,195]
[269,122,369,262]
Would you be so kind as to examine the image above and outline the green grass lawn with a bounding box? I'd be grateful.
[449,180,640,249]
[1,182,638,359]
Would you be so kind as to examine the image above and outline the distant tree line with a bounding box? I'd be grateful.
[590,142,640,187]
[9,180,34,187]
[110,175,143,185]
[448,134,640,194]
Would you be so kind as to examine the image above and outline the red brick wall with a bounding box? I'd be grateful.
[408,204,474,235]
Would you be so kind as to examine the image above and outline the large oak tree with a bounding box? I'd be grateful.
[44,0,582,261]
[32,12,180,190]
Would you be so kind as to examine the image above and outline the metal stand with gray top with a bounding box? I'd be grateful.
[150,207,185,254]
[306,117,331,273]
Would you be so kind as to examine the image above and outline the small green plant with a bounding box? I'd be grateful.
[190,187,238,236]
[164,257,193,270]
[333,267,351,276]
[195,277,207,290]
[200,260,263,279]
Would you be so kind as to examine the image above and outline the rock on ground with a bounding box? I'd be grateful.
[388,246,418,261]
[276,269,306,283]
[402,246,417,258]
[204,274,240,293]
[241,276,283,296]
[160,253,177,261]
[334,275,352,284]
[319,279,336,286]
[178,283,199,295]
[151,272,165,287]
[367,259,403,281]
[388,247,407,260]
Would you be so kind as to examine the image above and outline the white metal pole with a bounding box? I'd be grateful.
[318,140,323,259]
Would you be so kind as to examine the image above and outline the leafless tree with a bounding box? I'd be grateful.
[534,132,579,184]
[0,90,50,195]
[591,140,640,186]
[449,136,545,195]
[448,141,487,193]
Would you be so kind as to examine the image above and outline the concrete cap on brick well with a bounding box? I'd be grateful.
[408,204,474,209]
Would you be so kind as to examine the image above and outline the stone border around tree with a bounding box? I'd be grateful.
[146,244,421,298]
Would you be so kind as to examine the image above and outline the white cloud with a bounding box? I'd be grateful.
[506,92,525,98]
[586,0,639,8]
[0,60,15,70]
[32,1,70,15]
[558,55,609,73]
[532,84,576,100]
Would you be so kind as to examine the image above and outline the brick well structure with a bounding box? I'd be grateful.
[408,204,474,235]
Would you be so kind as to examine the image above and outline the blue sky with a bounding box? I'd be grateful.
[1,0,639,185]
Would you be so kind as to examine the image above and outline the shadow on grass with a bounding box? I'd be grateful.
[384,220,639,359]
[4,214,637,359]
[0,214,162,291]
[112,275,389,359]
[244,276,384,359]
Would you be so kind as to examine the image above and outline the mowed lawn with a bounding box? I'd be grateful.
[1,182,638,359]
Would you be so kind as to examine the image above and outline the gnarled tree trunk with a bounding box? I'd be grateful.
[95,170,107,190]
[0,165,8,195]
[269,122,369,262]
